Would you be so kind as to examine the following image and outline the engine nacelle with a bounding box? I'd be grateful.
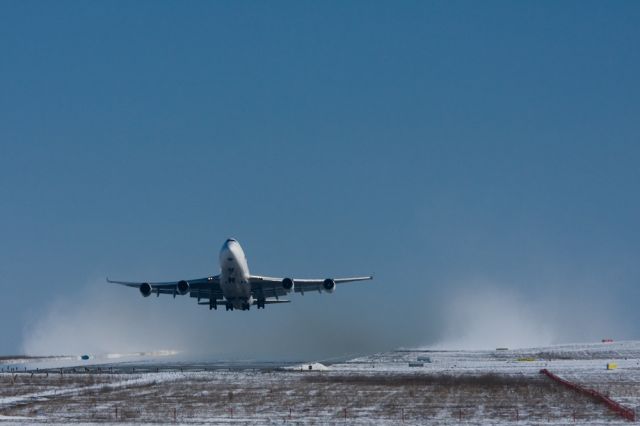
[177,280,190,295]
[140,282,153,297]
[323,278,336,293]
[282,278,295,292]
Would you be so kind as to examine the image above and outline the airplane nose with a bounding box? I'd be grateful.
[223,238,237,250]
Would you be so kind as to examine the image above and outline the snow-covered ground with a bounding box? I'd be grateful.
[1,341,639,424]
[0,350,179,372]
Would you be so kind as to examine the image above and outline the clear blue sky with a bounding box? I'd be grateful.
[1,1,639,357]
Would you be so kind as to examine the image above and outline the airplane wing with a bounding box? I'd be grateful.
[107,276,223,300]
[249,275,373,298]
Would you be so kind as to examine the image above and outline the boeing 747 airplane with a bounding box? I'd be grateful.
[108,238,373,311]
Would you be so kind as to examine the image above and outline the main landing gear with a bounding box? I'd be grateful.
[224,299,256,311]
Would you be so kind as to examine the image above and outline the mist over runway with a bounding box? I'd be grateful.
[20,276,629,362]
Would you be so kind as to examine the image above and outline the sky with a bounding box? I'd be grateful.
[1,1,639,358]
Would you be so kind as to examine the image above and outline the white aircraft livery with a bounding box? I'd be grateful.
[108,238,373,311]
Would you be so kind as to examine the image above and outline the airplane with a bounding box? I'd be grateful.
[108,238,373,311]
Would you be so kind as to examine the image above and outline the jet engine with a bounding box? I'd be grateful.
[140,282,153,297]
[177,280,190,295]
[282,278,295,292]
[323,278,336,293]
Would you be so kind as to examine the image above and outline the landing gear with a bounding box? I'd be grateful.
[209,299,217,310]
[256,299,266,309]
[223,299,253,311]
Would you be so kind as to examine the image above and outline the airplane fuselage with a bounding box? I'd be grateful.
[219,238,253,309]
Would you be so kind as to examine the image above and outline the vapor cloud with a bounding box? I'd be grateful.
[430,279,629,350]
[432,285,555,350]
[22,282,190,356]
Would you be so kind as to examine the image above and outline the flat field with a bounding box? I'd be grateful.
[1,341,639,424]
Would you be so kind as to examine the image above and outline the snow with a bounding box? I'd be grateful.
[1,341,639,424]
[0,372,185,408]
[285,362,330,371]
